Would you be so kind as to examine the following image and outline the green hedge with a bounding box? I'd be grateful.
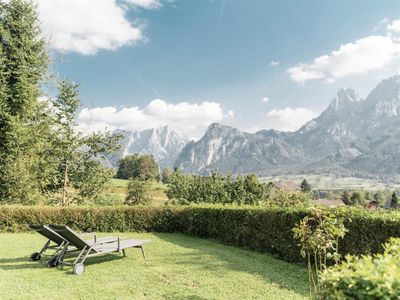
[1,205,400,262]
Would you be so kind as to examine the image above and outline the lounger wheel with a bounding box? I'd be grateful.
[73,263,85,275]
[30,252,41,261]
[47,257,60,268]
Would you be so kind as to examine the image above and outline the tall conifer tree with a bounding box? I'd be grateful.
[0,0,48,203]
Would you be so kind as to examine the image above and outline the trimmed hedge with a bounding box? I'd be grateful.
[1,205,400,262]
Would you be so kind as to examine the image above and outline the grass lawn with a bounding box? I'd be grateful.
[106,179,168,206]
[0,232,308,299]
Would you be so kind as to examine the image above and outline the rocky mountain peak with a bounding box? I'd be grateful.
[174,75,400,178]
[103,126,190,169]
[204,123,239,138]
[327,88,362,112]
[363,75,400,117]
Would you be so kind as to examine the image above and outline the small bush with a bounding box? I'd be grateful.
[125,179,150,205]
[267,190,310,207]
[320,238,400,300]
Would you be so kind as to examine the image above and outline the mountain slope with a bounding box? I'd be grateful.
[174,123,304,174]
[105,126,190,169]
[173,75,400,178]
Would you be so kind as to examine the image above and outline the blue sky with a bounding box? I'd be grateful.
[39,0,400,138]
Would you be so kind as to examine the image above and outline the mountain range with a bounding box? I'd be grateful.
[106,75,400,180]
[103,126,190,170]
[174,75,400,178]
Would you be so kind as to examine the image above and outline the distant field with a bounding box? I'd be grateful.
[261,174,400,191]
[103,179,168,206]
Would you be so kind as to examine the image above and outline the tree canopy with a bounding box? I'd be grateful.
[116,154,159,181]
[0,1,121,204]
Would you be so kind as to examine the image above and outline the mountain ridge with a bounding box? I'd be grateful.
[173,75,400,178]
[104,126,190,169]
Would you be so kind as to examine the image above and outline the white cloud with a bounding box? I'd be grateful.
[270,60,280,66]
[264,107,318,131]
[288,35,400,83]
[387,19,400,33]
[77,99,233,138]
[35,0,166,55]
[261,96,270,103]
[124,0,162,9]
[288,18,400,84]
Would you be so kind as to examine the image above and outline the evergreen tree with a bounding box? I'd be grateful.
[300,179,311,193]
[0,0,49,203]
[341,191,351,205]
[391,191,399,209]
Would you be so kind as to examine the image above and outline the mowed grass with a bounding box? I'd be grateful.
[0,232,308,300]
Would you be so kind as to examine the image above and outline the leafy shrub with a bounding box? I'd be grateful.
[1,206,400,262]
[167,170,267,205]
[267,190,310,207]
[161,168,173,184]
[293,208,347,298]
[116,154,159,181]
[125,179,150,205]
[320,238,400,300]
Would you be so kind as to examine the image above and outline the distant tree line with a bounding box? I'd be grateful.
[166,170,310,206]
[340,190,399,209]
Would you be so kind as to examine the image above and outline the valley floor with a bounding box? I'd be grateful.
[0,232,308,299]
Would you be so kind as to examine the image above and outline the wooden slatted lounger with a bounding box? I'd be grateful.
[48,224,150,275]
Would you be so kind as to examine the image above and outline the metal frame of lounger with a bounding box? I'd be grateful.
[29,225,69,261]
[29,225,116,266]
[49,225,149,275]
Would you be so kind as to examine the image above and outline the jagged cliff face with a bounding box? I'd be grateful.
[174,123,303,174]
[104,126,190,169]
[173,75,400,177]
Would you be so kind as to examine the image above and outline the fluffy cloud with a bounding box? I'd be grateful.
[288,35,400,83]
[288,18,400,84]
[35,0,164,55]
[77,99,233,138]
[387,19,400,32]
[264,107,318,131]
[261,96,270,103]
[270,60,280,66]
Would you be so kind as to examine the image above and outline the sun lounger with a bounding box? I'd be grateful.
[29,225,116,263]
[48,224,150,275]
[29,225,68,261]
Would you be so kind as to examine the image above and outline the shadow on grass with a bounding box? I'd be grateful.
[153,233,308,297]
[0,253,124,272]
[0,256,51,270]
